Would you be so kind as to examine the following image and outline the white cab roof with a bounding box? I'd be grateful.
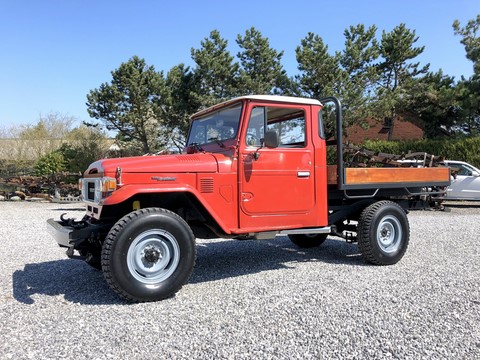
[191,95,322,118]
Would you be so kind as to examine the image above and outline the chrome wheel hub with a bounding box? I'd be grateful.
[377,215,402,253]
[127,229,180,284]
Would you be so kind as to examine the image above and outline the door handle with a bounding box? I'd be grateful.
[297,171,310,178]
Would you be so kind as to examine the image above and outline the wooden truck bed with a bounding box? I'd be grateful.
[327,165,451,188]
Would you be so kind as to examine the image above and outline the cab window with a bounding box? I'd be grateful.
[246,106,306,148]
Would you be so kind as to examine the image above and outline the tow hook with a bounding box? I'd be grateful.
[60,213,87,229]
[66,246,84,260]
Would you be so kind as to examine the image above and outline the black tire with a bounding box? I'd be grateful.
[288,233,328,248]
[101,208,196,302]
[357,201,409,265]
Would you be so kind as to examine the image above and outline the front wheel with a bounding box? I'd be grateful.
[357,201,409,265]
[101,208,196,302]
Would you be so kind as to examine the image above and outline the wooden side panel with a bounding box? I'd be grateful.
[327,165,338,185]
[345,167,450,185]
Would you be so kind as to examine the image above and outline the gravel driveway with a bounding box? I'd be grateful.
[0,201,479,359]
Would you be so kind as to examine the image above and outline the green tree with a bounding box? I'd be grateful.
[16,113,76,162]
[34,151,66,176]
[408,70,462,138]
[339,24,380,128]
[20,112,75,139]
[86,56,169,154]
[453,15,480,75]
[296,32,343,99]
[236,27,294,95]
[453,15,480,135]
[59,125,109,173]
[295,32,346,135]
[375,24,429,139]
[165,63,200,151]
[455,79,480,135]
[191,30,239,107]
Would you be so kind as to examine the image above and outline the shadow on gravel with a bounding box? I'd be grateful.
[190,236,365,284]
[11,236,363,304]
[12,260,124,305]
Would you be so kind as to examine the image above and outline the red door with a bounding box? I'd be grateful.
[239,104,316,230]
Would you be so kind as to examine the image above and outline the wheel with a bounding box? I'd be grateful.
[101,208,196,302]
[288,233,328,248]
[357,201,409,265]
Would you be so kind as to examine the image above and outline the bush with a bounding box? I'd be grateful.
[0,159,35,177]
[361,137,480,168]
[34,151,66,176]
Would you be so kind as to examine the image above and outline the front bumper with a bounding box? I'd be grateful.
[47,218,74,247]
[46,218,109,249]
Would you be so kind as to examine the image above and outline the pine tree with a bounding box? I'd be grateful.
[86,56,168,154]
[236,27,293,95]
[165,64,199,151]
[191,30,239,107]
[339,24,380,128]
[375,24,429,139]
[453,15,480,135]
[295,32,343,99]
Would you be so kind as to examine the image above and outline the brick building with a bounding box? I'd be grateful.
[346,117,424,144]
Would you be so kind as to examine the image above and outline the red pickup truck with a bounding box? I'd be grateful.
[47,95,450,302]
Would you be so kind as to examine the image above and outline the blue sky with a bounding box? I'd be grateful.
[1,0,479,128]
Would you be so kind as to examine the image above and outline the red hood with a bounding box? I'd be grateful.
[85,153,219,176]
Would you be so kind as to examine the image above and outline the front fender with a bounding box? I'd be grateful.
[102,183,233,234]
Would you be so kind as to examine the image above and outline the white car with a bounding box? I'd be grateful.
[442,160,480,201]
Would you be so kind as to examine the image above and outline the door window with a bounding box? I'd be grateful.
[454,163,475,176]
[246,106,306,148]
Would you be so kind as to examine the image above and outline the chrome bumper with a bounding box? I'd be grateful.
[47,218,74,248]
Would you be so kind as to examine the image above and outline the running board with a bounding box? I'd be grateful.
[250,226,332,240]
[279,226,332,235]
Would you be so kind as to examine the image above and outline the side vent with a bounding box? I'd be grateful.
[176,155,201,162]
[200,177,214,193]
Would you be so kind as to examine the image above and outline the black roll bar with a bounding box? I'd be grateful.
[319,96,345,190]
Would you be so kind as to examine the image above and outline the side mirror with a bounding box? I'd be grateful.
[472,171,480,177]
[264,131,279,148]
[252,131,279,161]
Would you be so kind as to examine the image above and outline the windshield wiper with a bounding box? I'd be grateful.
[187,142,204,153]
[208,137,226,148]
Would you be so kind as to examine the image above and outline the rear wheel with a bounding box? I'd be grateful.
[357,201,409,265]
[288,233,328,248]
[101,208,196,302]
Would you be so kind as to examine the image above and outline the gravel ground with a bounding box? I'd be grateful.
[0,201,479,359]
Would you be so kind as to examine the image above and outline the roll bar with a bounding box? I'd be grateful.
[319,96,345,190]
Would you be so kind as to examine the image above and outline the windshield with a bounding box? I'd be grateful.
[187,103,242,147]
